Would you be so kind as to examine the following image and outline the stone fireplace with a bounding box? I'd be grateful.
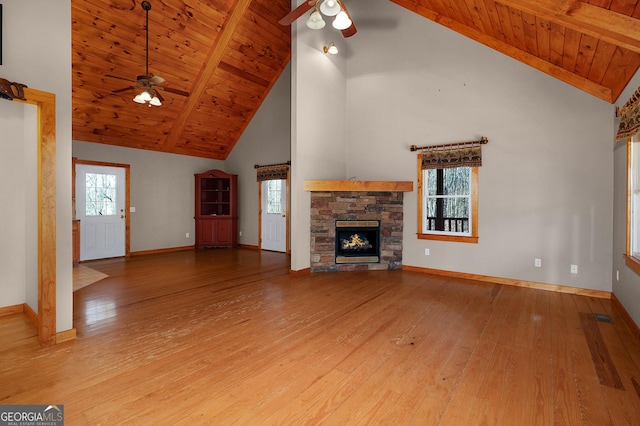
[305,180,413,272]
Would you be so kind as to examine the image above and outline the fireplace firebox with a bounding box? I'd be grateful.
[335,220,380,264]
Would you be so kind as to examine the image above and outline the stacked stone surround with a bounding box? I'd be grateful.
[310,191,404,272]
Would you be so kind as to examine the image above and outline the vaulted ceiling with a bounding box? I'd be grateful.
[391,0,640,103]
[72,0,291,160]
[72,0,640,160]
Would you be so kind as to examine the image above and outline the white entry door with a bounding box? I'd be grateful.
[76,164,126,261]
[261,179,286,252]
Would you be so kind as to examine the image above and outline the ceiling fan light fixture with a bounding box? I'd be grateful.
[320,0,341,17]
[149,94,162,106]
[306,9,325,29]
[133,89,152,103]
[332,10,352,30]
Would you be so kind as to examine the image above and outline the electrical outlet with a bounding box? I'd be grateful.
[239,231,243,237]
[570,264,578,274]
[616,270,620,281]
[534,258,541,268]
[186,232,189,238]
[424,248,430,256]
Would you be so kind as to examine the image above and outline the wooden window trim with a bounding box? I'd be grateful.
[625,254,640,276]
[625,138,640,275]
[417,159,479,244]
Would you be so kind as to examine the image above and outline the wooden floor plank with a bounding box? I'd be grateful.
[1,249,639,424]
[549,292,582,425]
[568,296,616,425]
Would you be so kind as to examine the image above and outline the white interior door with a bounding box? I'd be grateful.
[76,164,126,260]
[261,179,286,252]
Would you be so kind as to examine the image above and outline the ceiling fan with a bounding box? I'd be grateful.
[106,1,189,107]
[279,0,357,38]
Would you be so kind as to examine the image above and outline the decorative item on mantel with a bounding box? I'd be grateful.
[0,77,28,101]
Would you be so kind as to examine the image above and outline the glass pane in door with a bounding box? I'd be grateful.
[85,173,117,216]
[266,180,282,214]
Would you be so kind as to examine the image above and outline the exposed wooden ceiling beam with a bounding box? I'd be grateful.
[498,0,640,55]
[162,0,254,153]
[392,0,613,102]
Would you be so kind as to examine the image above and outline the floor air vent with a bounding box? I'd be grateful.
[594,313,613,323]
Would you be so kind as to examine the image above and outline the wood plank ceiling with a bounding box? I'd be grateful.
[391,0,640,103]
[72,0,291,160]
[72,0,640,160]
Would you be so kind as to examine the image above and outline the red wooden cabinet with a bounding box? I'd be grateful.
[195,169,238,248]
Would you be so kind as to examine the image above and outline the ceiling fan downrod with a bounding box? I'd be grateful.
[142,1,151,77]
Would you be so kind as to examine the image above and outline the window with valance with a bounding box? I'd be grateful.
[415,140,484,243]
[256,164,289,182]
[255,162,290,218]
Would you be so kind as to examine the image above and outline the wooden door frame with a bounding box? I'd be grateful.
[258,175,290,254]
[73,159,131,257]
[14,88,57,346]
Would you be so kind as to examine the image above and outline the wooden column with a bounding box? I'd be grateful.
[17,88,57,347]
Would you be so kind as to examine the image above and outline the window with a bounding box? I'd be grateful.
[85,172,117,216]
[627,138,640,273]
[415,141,483,243]
[266,180,282,214]
[418,164,478,243]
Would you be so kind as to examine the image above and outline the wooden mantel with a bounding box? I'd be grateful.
[303,180,413,192]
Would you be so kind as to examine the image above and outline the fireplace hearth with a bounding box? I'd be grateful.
[335,220,380,264]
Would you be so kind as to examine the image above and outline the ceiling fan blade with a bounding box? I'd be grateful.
[149,75,165,85]
[278,0,317,25]
[112,86,137,93]
[157,86,190,97]
[154,90,165,103]
[105,74,135,83]
[341,23,357,38]
[340,2,357,38]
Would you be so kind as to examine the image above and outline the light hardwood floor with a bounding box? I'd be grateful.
[1,249,639,424]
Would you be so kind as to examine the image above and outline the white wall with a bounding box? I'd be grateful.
[226,64,292,247]
[0,105,30,307]
[288,0,615,291]
[0,0,73,331]
[24,107,39,311]
[73,142,222,252]
[289,19,350,270]
[613,71,640,326]
[345,0,613,291]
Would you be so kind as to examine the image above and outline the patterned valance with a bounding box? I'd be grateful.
[412,137,486,170]
[255,163,290,181]
[616,93,640,140]
[419,144,482,169]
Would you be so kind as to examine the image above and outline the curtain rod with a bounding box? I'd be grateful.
[410,136,488,152]
[254,160,291,169]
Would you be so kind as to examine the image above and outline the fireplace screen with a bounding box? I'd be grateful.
[335,220,380,264]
